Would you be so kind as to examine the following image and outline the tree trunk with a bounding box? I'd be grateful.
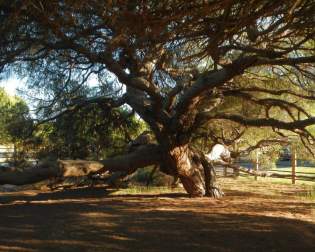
[0,143,223,198]
[167,145,223,198]
[200,156,224,198]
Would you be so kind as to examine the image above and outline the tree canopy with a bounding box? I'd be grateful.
[0,87,32,145]
[1,0,315,197]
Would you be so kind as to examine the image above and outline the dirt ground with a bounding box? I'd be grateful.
[0,178,314,252]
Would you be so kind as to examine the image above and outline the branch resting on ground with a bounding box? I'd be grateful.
[0,144,161,186]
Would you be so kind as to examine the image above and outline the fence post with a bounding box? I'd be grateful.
[255,152,259,181]
[233,164,239,178]
[291,146,296,184]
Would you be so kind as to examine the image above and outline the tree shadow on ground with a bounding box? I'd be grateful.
[0,187,189,204]
[0,188,314,252]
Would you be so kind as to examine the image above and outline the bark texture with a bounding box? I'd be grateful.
[164,145,224,198]
[0,144,161,186]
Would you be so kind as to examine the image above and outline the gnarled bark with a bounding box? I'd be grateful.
[168,145,205,197]
[165,145,224,198]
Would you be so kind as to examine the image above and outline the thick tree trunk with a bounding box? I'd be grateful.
[167,145,223,198]
[168,145,204,196]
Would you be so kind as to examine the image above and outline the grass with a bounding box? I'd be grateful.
[221,175,315,202]
[296,185,315,201]
[270,166,315,174]
[111,185,184,195]
[111,175,315,203]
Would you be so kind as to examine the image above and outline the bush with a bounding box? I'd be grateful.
[130,166,175,187]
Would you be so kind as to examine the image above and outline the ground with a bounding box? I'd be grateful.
[0,178,314,252]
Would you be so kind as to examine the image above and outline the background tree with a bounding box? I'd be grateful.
[192,74,315,167]
[0,0,315,197]
[0,88,12,143]
[0,88,33,165]
[36,106,143,160]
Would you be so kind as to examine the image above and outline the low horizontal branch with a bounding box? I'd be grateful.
[0,144,162,186]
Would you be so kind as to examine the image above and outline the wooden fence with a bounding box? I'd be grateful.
[215,150,315,184]
[216,166,315,183]
[0,146,14,164]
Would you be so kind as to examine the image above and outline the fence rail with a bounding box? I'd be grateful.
[0,147,36,166]
[0,147,13,164]
[215,163,315,183]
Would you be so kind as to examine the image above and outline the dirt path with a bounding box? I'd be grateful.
[0,179,314,252]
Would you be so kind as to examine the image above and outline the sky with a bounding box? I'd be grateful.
[0,77,25,96]
[0,74,124,113]
[0,74,107,97]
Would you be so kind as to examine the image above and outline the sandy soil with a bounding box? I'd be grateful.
[0,178,314,252]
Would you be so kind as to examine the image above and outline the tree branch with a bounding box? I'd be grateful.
[202,113,315,131]
[0,144,162,185]
[35,95,127,125]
